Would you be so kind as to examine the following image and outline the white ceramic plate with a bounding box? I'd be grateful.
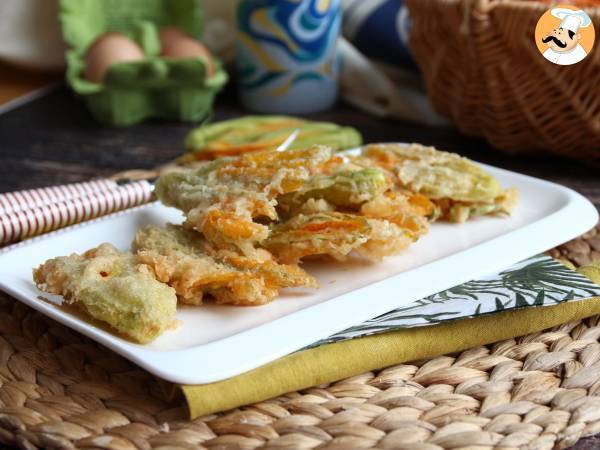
[0,149,597,384]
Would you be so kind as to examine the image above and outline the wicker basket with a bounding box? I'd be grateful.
[406,0,600,162]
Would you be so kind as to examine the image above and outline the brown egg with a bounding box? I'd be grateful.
[159,26,215,77]
[158,27,189,49]
[84,32,144,83]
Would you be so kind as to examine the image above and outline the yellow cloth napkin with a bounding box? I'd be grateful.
[181,262,600,418]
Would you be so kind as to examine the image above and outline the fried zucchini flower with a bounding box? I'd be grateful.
[134,224,317,306]
[155,146,333,254]
[264,212,412,263]
[362,143,518,222]
[33,244,177,344]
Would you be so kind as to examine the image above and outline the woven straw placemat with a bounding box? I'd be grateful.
[0,225,599,450]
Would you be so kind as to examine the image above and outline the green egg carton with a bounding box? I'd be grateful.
[60,0,228,126]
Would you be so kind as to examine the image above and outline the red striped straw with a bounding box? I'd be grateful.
[0,179,118,215]
[0,180,153,245]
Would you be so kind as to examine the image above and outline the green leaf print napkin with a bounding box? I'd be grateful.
[310,254,600,347]
[181,255,600,418]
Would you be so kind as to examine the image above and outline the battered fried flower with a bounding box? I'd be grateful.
[133,225,317,306]
[360,191,434,239]
[363,143,501,201]
[33,244,177,344]
[355,218,413,261]
[265,212,370,263]
[436,187,520,223]
[361,143,517,222]
[277,168,390,215]
[154,146,334,254]
[264,212,412,263]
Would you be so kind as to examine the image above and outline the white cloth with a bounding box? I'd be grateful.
[337,38,447,125]
[543,44,587,65]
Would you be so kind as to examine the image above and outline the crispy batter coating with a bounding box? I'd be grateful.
[435,187,520,223]
[362,143,501,202]
[155,146,334,253]
[355,218,413,261]
[33,244,177,344]
[295,198,336,215]
[133,225,317,306]
[361,143,517,222]
[264,212,412,263]
[360,191,433,239]
[265,212,370,263]
[277,168,390,216]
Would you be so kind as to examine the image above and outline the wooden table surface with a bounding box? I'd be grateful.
[1,86,599,209]
[0,62,59,108]
[0,86,599,449]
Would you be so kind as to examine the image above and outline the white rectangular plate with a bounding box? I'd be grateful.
[0,153,597,384]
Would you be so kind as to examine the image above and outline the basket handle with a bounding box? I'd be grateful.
[459,0,494,35]
[459,0,473,35]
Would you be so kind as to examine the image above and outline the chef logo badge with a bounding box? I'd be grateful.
[535,5,594,66]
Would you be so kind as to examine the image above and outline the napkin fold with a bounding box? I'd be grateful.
[176,260,600,419]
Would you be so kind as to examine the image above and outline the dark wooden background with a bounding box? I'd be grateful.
[0,86,599,449]
[0,86,599,210]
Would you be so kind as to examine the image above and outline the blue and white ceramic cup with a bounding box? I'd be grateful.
[236,0,341,114]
